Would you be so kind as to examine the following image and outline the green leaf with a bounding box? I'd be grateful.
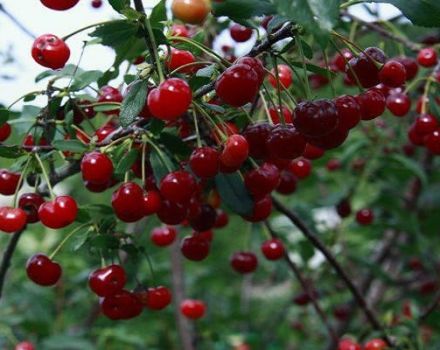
[159,132,191,157]
[109,0,129,12]
[150,0,167,28]
[114,148,139,176]
[149,147,176,184]
[35,64,83,83]
[196,64,217,78]
[0,108,9,126]
[119,79,149,127]
[212,0,275,19]
[148,118,166,135]
[288,61,336,77]
[93,103,120,112]
[369,0,440,27]
[215,172,254,216]
[0,145,23,159]
[52,140,88,152]
[70,70,103,91]
[299,39,313,60]
[389,154,428,187]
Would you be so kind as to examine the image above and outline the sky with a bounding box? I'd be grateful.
[0,1,402,109]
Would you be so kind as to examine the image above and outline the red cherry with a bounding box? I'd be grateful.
[408,123,425,146]
[417,48,438,67]
[0,169,21,195]
[211,121,239,144]
[332,49,354,72]
[0,122,11,142]
[143,190,162,215]
[356,208,374,225]
[302,143,325,160]
[261,238,285,260]
[31,34,70,69]
[266,124,306,160]
[333,304,351,321]
[40,0,79,10]
[151,226,177,247]
[190,147,219,178]
[244,163,280,199]
[38,195,78,229]
[98,86,123,115]
[236,56,265,85]
[181,235,210,261]
[88,264,127,297]
[230,251,258,273]
[0,207,27,233]
[346,47,387,88]
[18,193,45,223]
[337,338,361,350]
[326,158,341,171]
[84,180,111,193]
[394,56,418,80]
[15,341,35,350]
[414,114,438,136]
[157,199,188,225]
[166,48,196,74]
[26,253,62,286]
[214,209,229,228]
[379,60,406,87]
[276,170,297,195]
[91,0,102,8]
[364,338,388,350]
[268,64,293,89]
[215,64,259,107]
[386,92,411,117]
[268,106,293,124]
[290,158,311,179]
[148,78,192,121]
[356,89,386,120]
[230,24,253,42]
[219,134,249,167]
[95,124,116,142]
[294,99,339,138]
[243,195,272,222]
[180,299,206,319]
[189,203,217,232]
[425,128,440,154]
[145,286,172,310]
[170,24,190,38]
[112,182,145,222]
[336,198,351,218]
[100,290,143,320]
[242,122,272,159]
[334,95,361,130]
[81,151,113,185]
[160,170,196,204]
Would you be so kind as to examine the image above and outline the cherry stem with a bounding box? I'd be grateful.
[124,139,134,183]
[192,109,202,148]
[34,152,55,199]
[322,49,337,98]
[296,39,312,100]
[270,55,286,126]
[421,77,433,115]
[259,91,272,124]
[146,137,173,173]
[49,223,92,260]
[331,40,363,92]
[141,141,147,185]
[12,156,32,208]
[144,15,165,83]
[193,101,227,142]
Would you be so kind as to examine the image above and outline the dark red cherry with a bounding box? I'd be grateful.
[181,234,210,261]
[26,254,62,286]
[157,199,188,225]
[269,106,293,124]
[0,122,11,142]
[0,169,21,195]
[0,207,27,233]
[408,123,425,146]
[81,151,113,185]
[276,170,297,195]
[302,143,325,160]
[244,162,280,199]
[160,170,196,204]
[290,158,311,179]
[189,204,217,232]
[268,64,293,89]
[414,114,438,136]
[266,124,306,160]
[88,264,127,297]
[242,122,272,159]
[356,208,374,225]
[294,99,338,138]
[189,147,219,178]
[261,238,285,260]
[326,158,341,171]
[243,195,272,222]
[38,195,78,229]
[346,47,387,88]
[236,56,265,85]
[91,0,102,8]
[143,190,162,215]
[151,226,177,247]
[425,128,440,155]
[230,251,258,273]
[180,299,206,319]
[214,209,229,228]
[112,182,145,222]
[336,198,351,218]
[219,134,249,167]
[40,0,79,10]
[379,60,406,87]
[417,48,438,67]
[332,49,354,72]
[230,24,253,42]
[356,89,386,120]
[394,56,418,80]
[31,34,70,69]
[386,92,411,117]
[334,95,361,130]
[18,193,45,223]
[100,290,143,320]
[145,286,172,310]
[307,125,349,150]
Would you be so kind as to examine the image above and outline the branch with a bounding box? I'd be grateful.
[0,229,25,300]
[0,3,36,39]
[271,197,394,346]
[37,160,81,197]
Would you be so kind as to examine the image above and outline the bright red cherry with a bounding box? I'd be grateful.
[215,64,259,107]
[394,56,418,80]
[143,190,162,215]
[98,86,123,115]
[303,143,325,160]
[244,163,280,199]
[100,290,143,320]
[157,199,188,225]
[379,60,406,87]
[261,238,285,260]
[212,121,239,144]
[276,170,297,195]
[148,78,192,121]
[294,99,338,138]
[0,122,11,142]
[31,34,70,69]
[266,124,306,160]
[81,151,113,185]
[0,207,27,233]
[425,128,440,155]
[290,158,311,179]
[346,47,387,88]
[417,48,438,67]
[190,147,219,178]
[160,170,196,204]
[38,195,78,229]
[18,193,45,223]
[337,338,361,350]
[332,49,354,72]
[230,24,253,42]
[356,208,374,225]
[230,251,258,273]
[242,122,272,159]
[166,48,196,74]
[181,234,210,261]
[112,182,145,222]
[40,0,79,10]
[26,254,62,286]
[88,264,127,297]
[364,339,388,350]
[180,299,206,319]
[269,106,293,124]
[356,89,386,120]
[268,64,293,89]
[0,169,21,195]
[95,124,116,142]
[334,95,361,130]
[15,341,35,350]
[219,134,249,168]
[151,226,177,247]
[386,92,411,117]
[145,286,172,310]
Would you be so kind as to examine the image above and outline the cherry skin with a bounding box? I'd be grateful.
[242,122,272,159]
[26,254,62,286]
[294,99,339,138]
[230,251,258,273]
[81,151,113,185]
[189,203,217,232]
[268,106,293,124]
[145,286,172,310]
[0,207,27,233]
[38,196,78,229]
[407,123,425,146]
[303,143,325,160]
[18,193,45,223]
[425,128,440,155]
[336,198,352,218]
[166,48,196,74]
[236,56,265,85]
[160,170,196,204]
[266,124,306,160]
[148,78,192,121]
[170,24,190,38]
[220,134,249,168]
[151,226,177,247]
[171,0,210,25]
[356,208,374,225]
[332,48,354,72]
[0,169,21,195]
[414,114,438,136]
[346,47,387,88]
[417,47,438,67]
[337,338,362,350]
[230,24,253,42]
[214,209,229,228]
[244,195,272,222]
[40,0,79,10]
[0,122,11,142]
[379,60,406,87]
[268,64,293,89]
[364,339,388,350]
[215,64,259,107]
[181,234,210,261]
[100,290,143,320]
[276,171,297,195]
[394,56,418,80]
[157,199,188,225]
[326,159,341,171]
[98,86,123,115]
[88,264,127,297]
[143,190,162,216]
[261,238,285,260]
[91,0,102,8]
[112,182,145,222]
[190,147,219,178]
[356,89,386,120]
[385,92,410,117]
[32,34,70,69]
[15,342,35,350]
[180,299,206,319]
[244,162,280,199]
[290,158,311,179]
[334,95,361,130]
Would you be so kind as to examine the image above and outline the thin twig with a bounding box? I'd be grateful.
[0,3,36,39]
[0,229,25,300]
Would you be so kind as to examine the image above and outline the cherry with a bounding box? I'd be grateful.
[111,182,145,222]
[18,193,45,223]
[0,169,21,195]
[170,24,190,38]
[26,254,62,286]
[40,0,79,10]
[180,299,206,319]
[236,56,265,85]
[157,199,188,225]
[166,48,196,74]
[244,162,280,199]
[261,238,285,260]
[212,121,239,144]
[0,122,11,142]
[346,47,387,88]
[356,208,374,225]
[386,92,411,117]
[326,158,341,171]
[334,95,361,130]
[230,251,258,273]
[219,134,249,168]
[230,24,253,42]
[364,339,388,350]
[181,234,210,261]
[89,264,127,297]
[417,47,438,67]
[81,151,113,185]
[394,56,418,80]
[190,147,219,178]
[91,0,102,8]
[337,338,361,350]
[333,304,350,321]
[98,86,123,115]
[414,114,438,135]
[293,292,312,306]
[32,34,70,69]
[95,124,116,142]
[100,290,143,320]
[336,198,351,218]
[408,123,425,146]
[294,99,339,138]
[242,122,272,159]
[189,203,217,232]
[356,89,386,120]
[15,342,35,350]
[0,207,27,233]
[425,128,440,155]
[268,106,293,124]
[143,190,162,216]
[145,286,172,310]
[148,78,192,121]
[290,158,311,179]
[243,195,272,222]
[268,64,293,89]
[215,64,259,107]
[38,195,78,229]
[276,171,297,195]
[303,143,325,160]
[160,170,196,204]
[332,49,354,72]
[151,226,177,247]
[266,124,306,160]
[379,60,406,87]
[171,0,210,25]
